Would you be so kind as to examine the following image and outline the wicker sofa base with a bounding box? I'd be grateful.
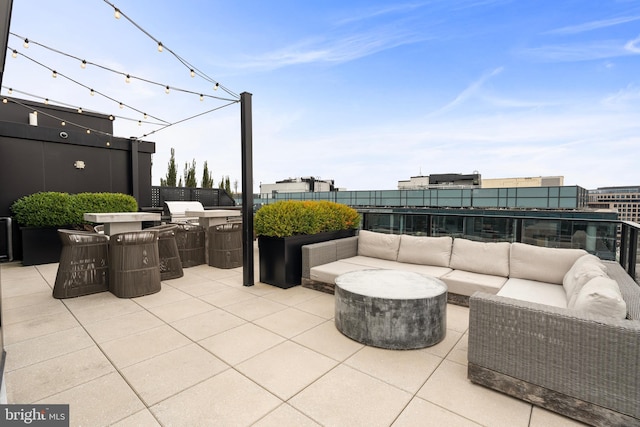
[301,277,469,306]
[468,363,639,427]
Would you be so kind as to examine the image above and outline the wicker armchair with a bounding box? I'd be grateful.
[108,230,161,298]
[53,229,110,298]
[147,224,184,280]
[174,223,206,267]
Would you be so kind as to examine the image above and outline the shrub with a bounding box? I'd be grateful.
[11,192,138,227]
[254,200,360,237]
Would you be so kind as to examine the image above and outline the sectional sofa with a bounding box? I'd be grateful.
[301,230,640,425]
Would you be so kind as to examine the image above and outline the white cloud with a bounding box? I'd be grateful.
[545,15,640,35]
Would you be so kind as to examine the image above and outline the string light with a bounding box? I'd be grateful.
[119,102,124,109]
[157,42,163,52]
[199,94,204,101]
[190,69,195,78]
[77,107,83,113]
[11,50,17,58]
[52,70,57,78]
[90,89,95,96]
[109,115,114,121]
[8,88,12,95]
[165,85,170,94]
[81,60,87,69]
[143,113,148,119]
[86,129,91,134]
[2,98,7,104]
[114,8,121,19]
[61,121,66,126]
[23,38,29,48]
[125,74,131,83]
[44,98,49,105]
[138,120,142,126]
[214,83,219,90]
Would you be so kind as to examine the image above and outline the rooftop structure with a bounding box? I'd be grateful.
[260,177,337,198]
[589,186,640,223]
[398,173,481,190]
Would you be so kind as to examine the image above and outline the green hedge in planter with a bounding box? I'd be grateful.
[254,200,360,237]
[11,192,138,227]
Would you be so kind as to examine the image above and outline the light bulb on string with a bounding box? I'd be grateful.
[119,102,124,109]
[213,83,219,90]
[138,120,142,126]
[11,50,17,58]
[78,107,83,113]
[125,74,131,83]
[90,89,95,96]
[157,42,163,52]
[199,94,204,101]
[86,129,91,134]
[8,88,12,95]
[61,121,65,126]
[2,98,7,104]
[81,60,87,69]
[23,38,29,48]
[190,69,195,78]
[109,115,114,121]
[114,8,121,19]
[143,113,148,119]
[44,98,49,105]
[165,85,170,94]
[52,70,57,78]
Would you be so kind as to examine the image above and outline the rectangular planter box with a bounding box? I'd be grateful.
[20,227,63,266]
[258,229,356,289]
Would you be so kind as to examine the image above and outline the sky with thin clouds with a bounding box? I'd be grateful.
[3,0,639,192]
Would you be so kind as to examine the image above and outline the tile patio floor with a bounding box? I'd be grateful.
[0,244,585,426]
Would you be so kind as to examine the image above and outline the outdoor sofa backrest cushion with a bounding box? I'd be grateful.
[357,230,401,261]
[572,276,627,319]
[563,254,608,306]
[397,235,453,267]
[510,243,587,285]
[449,238,510,277]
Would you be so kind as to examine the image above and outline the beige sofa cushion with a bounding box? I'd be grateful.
[499,278,568,308]
[510,243,587,285]
[573,276,627,319]
[563,254,608,307]
[449,238,510,277]
[397,235,452,267]
[357,230,401,261]
[342,256,452,278]
[440,269,507,297]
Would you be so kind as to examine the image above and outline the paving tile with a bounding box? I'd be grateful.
[66,296,142,324]
[199,323,285,365]
[262,286,321,306]
[253,404,322,427]
[146,297,214,323]
[36,372,145,426]
[529,406,586,426]
[3,311,79,345]
[58,288,121,311]
[111,409,161,427]
[446,332,469,366]
[292,320,364,361]
[392,397,482,426]
[0,276,52,298]
[165,277,229,296]
[240,282,282,296]
[82,310,165,343]
[199,287,257,307]
[423,329,463,359]
[345,345,443,393]
[131,285,192,308]
[417,359,531,427]
[223,297,287,321]
[293,292,336,319]
[121,343,228,406]
[447,304,470,333]
[290,364,412,427]
[2,298,68,325]
[151,369,281,426]
[99,324,191,369]
[5,346,114,403]
[237,341,338,400]
[4,326,94,371]
[170,308,245,341]
[254,307,326,338]
[1,290,60,311]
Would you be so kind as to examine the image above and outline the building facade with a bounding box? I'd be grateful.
[482,176,564,188]
[260,177,336,198]
[589,186,640,223]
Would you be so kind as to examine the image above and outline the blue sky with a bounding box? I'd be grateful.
[3,0,640,192]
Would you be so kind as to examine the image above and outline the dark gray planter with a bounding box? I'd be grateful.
[20,226,63,266]
[258,229,356,288]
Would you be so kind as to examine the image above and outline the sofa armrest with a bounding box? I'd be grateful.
[301,236,358,280]
[468,292,640,420]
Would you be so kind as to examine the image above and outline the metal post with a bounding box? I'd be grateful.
[131,139,140,206]
[240,92,254,286]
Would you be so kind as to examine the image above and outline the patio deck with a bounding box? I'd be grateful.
[0,243,584,426]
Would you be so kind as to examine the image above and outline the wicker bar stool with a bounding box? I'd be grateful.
[147,224,184,280]
[109,230,161,298]
[53,229,110,299]
[174,223,206,267]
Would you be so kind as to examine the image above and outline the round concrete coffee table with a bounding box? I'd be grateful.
[334,269,447,349]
